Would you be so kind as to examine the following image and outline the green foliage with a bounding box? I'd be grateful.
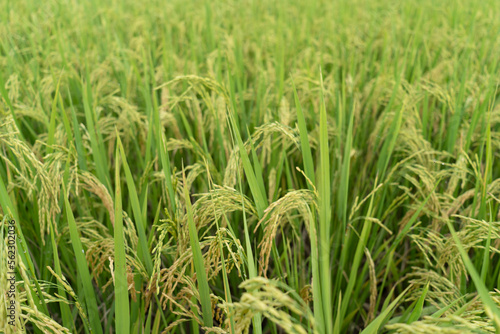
[1,0,500,333]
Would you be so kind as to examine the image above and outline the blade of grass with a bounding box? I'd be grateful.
[338,100,355,230]
[114,144,130,334]
[446,219,500,329]
[337,177,379,332]
[237,173,263,334]
[62,182,103,334]
[292,77,324,332]
[46,72,63,155]
[116,134,153,274]
[407,282,429,323]
[361,286,409,334]
[292,76,315,186]
[48,158,77,332]
[318,69,332,334]
[82,82,111,192]
[58,93,74,147]
[227,70,268,218]
[153,92,177,215]
[67,89,89,171]
[309,207,324,334]
[376,102,405,180]
[430,296,465,319]
[182,165,213,328]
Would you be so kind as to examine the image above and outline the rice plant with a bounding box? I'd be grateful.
[1,0,500,333]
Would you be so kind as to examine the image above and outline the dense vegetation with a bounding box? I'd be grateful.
[1,0,500,333]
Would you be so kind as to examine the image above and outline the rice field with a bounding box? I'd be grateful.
[1,0,500,333]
